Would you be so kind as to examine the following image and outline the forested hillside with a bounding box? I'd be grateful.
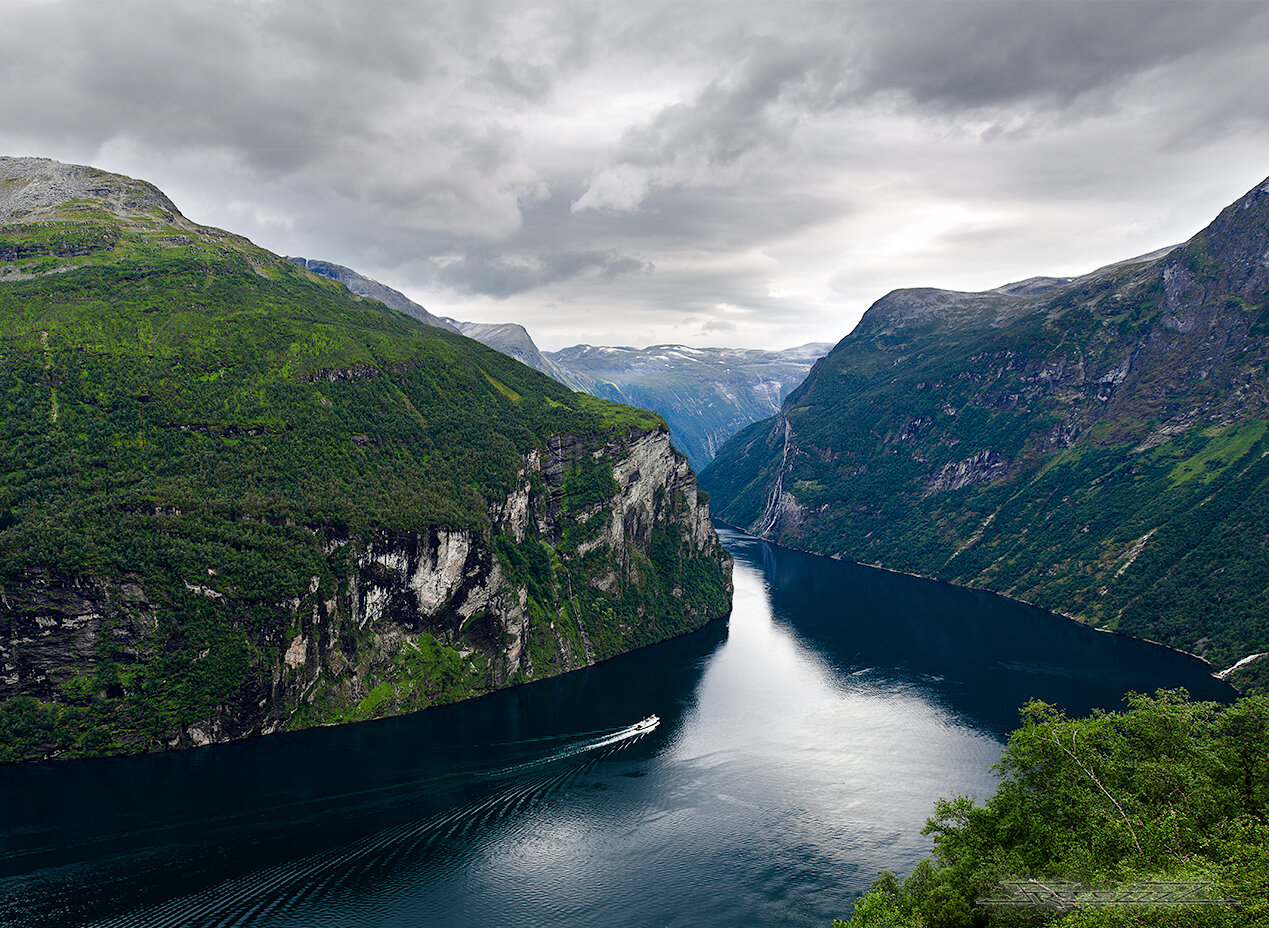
[705,177,1269,691]
[0,157,732,761]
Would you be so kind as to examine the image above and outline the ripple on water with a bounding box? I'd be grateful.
[0,528,1234,928]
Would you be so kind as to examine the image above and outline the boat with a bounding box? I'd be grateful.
[632,714,660,733]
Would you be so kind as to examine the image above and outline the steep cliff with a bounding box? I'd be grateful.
[704,175,1269,686]
[0,157,732,761]
[2,423,727,755]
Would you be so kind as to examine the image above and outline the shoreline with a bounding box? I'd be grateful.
[711,517,1240,690]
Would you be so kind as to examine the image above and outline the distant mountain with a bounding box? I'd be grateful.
[548,343,832,471]
[288,258,827,470]
[285,257,460,333]
[705,175,1269,691]
[443,319,586,389]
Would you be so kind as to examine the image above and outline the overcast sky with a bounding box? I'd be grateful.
[4,1,1269,351]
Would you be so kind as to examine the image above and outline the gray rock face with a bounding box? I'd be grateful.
[925,449,1011,494]
[285,257,461,333]
[1,424,730,754]
[0,573,157,695]
[0,156,180,224]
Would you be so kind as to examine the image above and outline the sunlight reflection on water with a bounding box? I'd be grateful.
[0,527,1233,928]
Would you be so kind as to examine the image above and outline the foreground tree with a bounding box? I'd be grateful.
[836,691,1269,927]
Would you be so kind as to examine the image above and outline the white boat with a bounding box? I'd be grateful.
[632,714,660,732]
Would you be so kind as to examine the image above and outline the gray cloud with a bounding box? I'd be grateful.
[1,1,1267,350]
[485,56,555,101]
[431,246,653,298]
[851,2,1263,111]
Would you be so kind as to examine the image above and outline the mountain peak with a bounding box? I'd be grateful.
[1161,174,1269,308]
[0,156,269,283]
[0,156,182,225]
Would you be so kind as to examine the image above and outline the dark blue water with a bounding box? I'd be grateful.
[0,527,1234,927]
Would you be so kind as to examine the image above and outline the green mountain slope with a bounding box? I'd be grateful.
[275,256,826,472]
[0,157,732,760]
[284,256,462,333]
[703,176,1269,688]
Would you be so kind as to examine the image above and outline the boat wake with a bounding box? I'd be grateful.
[79,719,660,928]
[484,716,659,776]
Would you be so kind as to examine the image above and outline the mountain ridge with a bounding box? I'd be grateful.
[704,173,1269,691]
[0,156,732,761]
[546,341,832,470]
[278,251,828,469]
[284,256,461,333]
[446,318,586,389]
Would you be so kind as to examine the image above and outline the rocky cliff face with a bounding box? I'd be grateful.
[1,423,729,755]
[704,175,1269,686]
[0,157,733,761]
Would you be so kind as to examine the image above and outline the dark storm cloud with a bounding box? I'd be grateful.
[851,1,1263,111]
[1,2,432,162]
[485,57,555,101]
[2,1,1267,348]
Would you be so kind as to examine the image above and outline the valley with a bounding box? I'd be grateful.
[5,5,1269,927]
[704,176,1269,694]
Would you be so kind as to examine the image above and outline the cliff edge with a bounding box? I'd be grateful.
[0,157,732,760]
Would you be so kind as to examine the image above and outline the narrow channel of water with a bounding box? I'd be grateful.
[0,527,1234,927]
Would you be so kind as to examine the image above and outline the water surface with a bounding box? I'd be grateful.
[0,527,1233,927]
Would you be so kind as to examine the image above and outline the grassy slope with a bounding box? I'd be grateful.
[0,184,731,760]
[705,191,1269,679]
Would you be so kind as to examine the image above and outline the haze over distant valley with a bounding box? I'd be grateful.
[286,255,828,469]
[549,342,830,470]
